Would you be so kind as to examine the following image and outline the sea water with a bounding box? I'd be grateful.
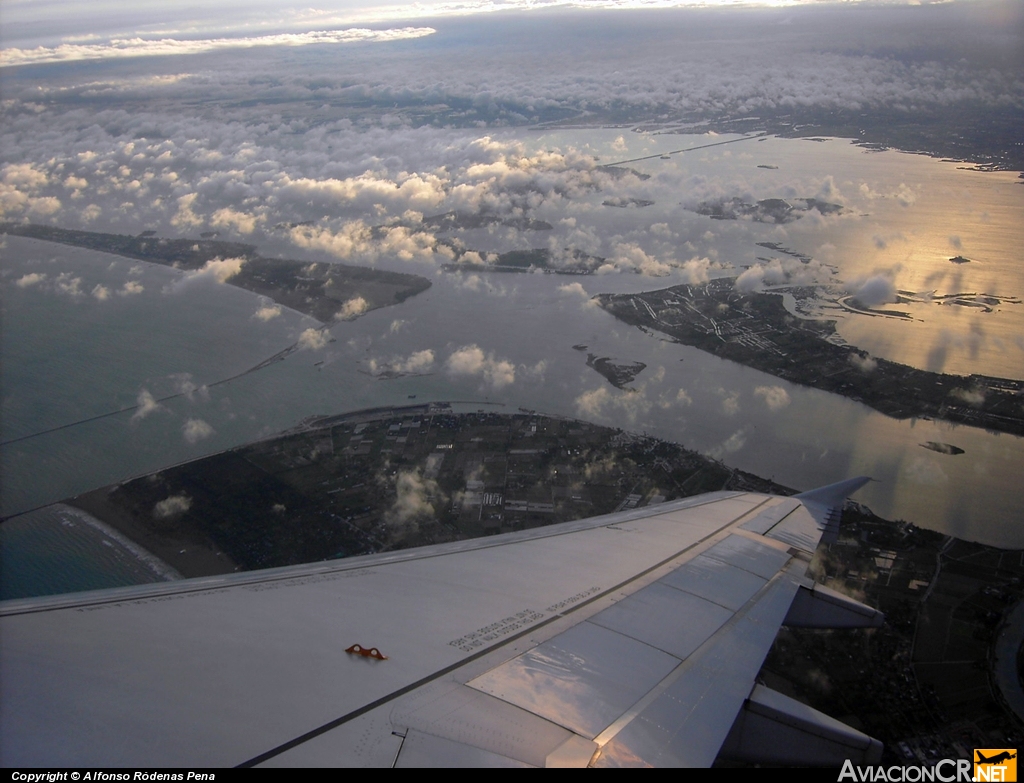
[3,133,1023,598]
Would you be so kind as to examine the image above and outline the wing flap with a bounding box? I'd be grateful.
[592,574,802,767]
[395,730,533,768]
[589,582,734,660]
[468,621,680,739]
[659,554,767,611]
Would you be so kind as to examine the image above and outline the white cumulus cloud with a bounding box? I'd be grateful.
[298,328,328,351]
[183,418,214,444]
[445,344,516,389]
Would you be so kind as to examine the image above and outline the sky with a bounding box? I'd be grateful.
[4,0,1022,57]
[3,0,1020,245]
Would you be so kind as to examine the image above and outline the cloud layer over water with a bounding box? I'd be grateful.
[1,27,437,67]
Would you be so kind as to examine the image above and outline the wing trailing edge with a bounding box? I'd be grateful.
[795,476,872,544]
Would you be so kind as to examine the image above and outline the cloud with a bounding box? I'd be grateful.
[254,303,282,321]
[53,273,83,298]
[131,388,162,422]
[336,296,369,320]
[2,27,438,67]
[119,280,144,296]
[15,273,46,288]
[859,182,917,207]
[716,388,740,416]
[575,387,611,418]
[211,207,260,235]
[905,457,947,486]
[397,349,436,373]
[678,257,713,285]
[2,3,1018,303]
[848,352,877,373]
[171,193,202,229]
[709,429,747,459]
[850,275,897,307]
[183,418,214,444]
[657,384,691,409]
[950,386,985,406]
[558,282,589,298]
[735,255,830,293]
[893,183,917,208]
[91,284,110,300]
[367,349,436,376]
[521,359,548,380]
[573,385,652,423]
[384,468,445,540]
[754,385,790,411]
[445,345,515,389]
[608,242,672,277]
[297,328,328,351]
[453,273,509,297]
[816,175,843,204]
[3,163,49,191]
[184,257,244,286]
[289,221,442,264]
[173,373,208,403]
[153,494,191,519]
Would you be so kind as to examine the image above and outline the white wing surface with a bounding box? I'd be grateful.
[0,479,881,767]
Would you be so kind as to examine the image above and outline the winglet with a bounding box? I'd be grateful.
[795,476,871,544]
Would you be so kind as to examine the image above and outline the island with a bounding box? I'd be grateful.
[602,197,655,208]
[595,279,1024,436]
[690,196,843,224]
[585,353,647,389]
[419,211,553,232]
[442,247,604,275]
[920,441,965,456]
[755,241,814,264]
[1,223,432,323]
[64,404,789,578]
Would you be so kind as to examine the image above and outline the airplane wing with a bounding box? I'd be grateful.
[0,478,883,768]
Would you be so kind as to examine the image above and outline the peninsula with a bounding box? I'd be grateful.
[1,223,432,323]
[65,404,788,578]
[595,279,1024,436]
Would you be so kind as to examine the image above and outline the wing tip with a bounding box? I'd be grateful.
[795,476,872,542]
[794,476,872,507]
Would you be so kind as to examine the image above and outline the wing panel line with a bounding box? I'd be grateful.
[589,561,803,750]
[238,495,775,767]
[1,493,749,618]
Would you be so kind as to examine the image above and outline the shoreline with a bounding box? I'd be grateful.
[57,504,182,582]
[67,491,240,580]
[0,223,433,325]
[56,404,793,584]
[595,280,1024,438]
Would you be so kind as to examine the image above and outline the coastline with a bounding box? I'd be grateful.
[67,491,240,580]
[596,281,1024,437]
[57,504,182,582]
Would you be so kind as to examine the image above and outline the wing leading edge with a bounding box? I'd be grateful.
[0,478,880,767]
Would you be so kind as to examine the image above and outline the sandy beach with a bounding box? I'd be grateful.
[68,489,240,579]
